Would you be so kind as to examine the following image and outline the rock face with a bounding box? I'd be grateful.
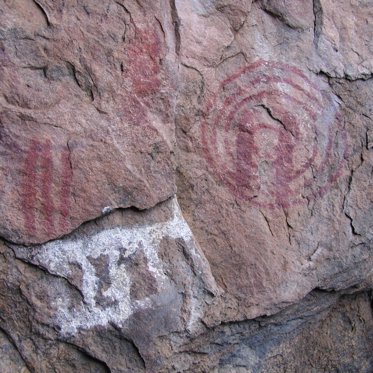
[0,0,176,244]
[0,0,372,372]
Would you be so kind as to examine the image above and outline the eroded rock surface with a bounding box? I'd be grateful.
[0,0,372,372]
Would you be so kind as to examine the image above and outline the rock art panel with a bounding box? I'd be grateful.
[12,197,216,337]
[201,59,347,208]
[1,197,217,371]
[0,0,176,244]
[0,0,372,372]
[175,1,371,324]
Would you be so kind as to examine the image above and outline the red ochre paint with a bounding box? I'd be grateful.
[58,147,72,233]
[125,28,161,97]
[23,139,72,238]
[201,60,348,208]
[119,26,163,129]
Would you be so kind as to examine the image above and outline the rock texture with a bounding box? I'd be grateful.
[0,0,372,372]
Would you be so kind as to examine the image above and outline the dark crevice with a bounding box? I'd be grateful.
[21,65,48,78]
[1,194,176,247]
[217,51,248,68]
[344,209,360,236]
[201,287,366,335]
[176,238,199,278]
[282,208,293,245]
[127,338,146,369]
[62,341,112,373]
[134,0,145,12]
[66,140,74,172]
[0,326,35,373]
[308,67,373,81]
[32,0,50,27]
[261,7,301,31]
[366,128,373,150]
[315,68,373,82]
[216,5,249,33]
[66,140,77,205]
[259,210,274,237]
[155,16,166,41]
[342,152,364,237]
[94,106,109,115]
[114,1,131,17]
[65,61,81,87]
[170,0,181,56]
[181,63,205,104]
[255,104,295,137]
[114,1,136,39]
[333,72,373,82]
[109,323,147,369]
[65,61,95,102]
[313,0,323,48]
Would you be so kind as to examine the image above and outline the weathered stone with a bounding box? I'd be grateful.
[0,0,372,372]
[312,0,373,79]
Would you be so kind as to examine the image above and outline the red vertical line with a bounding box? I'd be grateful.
[41,138,55,237]
[23,139,40,236]
[59,145,72,233]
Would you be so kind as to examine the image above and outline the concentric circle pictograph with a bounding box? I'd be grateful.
[201,60,348,208]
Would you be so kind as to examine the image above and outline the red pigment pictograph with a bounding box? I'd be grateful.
[126,28,162,97]
[22,138,72,237]
[201,60,348,208]
[119,26,163,129]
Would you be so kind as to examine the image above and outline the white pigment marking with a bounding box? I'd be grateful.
[26,198,197,336]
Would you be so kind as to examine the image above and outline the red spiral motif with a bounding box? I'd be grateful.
[201,60,348,208]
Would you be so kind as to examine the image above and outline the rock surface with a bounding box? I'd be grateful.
[0,0,372,372]
[0,0,177,244]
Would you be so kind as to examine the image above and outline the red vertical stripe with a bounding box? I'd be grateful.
[59,146,72,233]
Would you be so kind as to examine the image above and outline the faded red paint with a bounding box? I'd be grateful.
[201,60,348,208]
[119,26,163,131]
[22,139,72,238]
[125,28,162,97]
[58,147,72,233]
